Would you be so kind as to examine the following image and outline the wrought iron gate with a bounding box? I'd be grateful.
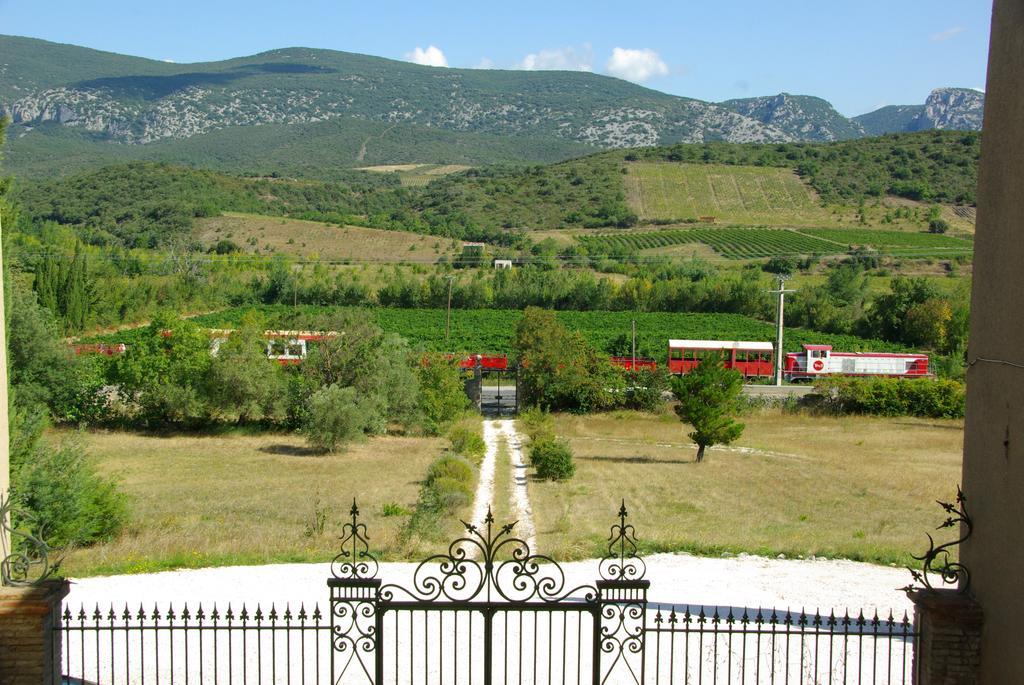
[56,501,918,684]
[328,502,647,684]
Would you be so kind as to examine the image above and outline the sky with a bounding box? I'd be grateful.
[0,1,992,117]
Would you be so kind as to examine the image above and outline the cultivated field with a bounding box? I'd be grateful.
[528,410,963,566]
[579,226,974,260]
[194,212,458,261]
[180,306,908,356]
[357,163,472,186]
[624,163,837,226]
[59,430,451,576]
[623,162,975,234]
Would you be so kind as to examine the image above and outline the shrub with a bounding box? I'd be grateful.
[448,423,486,463]
[302,384,379,452]
[928,219,950,234]
[530,438,576,481]
[11,426,128,547]
[518,406,555,443]
[814,377,965,419]
[426,454,475,487]
[421,476,474,513]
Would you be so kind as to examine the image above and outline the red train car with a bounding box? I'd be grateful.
[609,356,658,371]
[455,354,509,371]
[71,343,127,357]
[667,339,774,378]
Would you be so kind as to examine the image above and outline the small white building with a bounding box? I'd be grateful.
[493,259,513,269]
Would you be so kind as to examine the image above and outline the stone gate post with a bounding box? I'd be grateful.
[0,579,69,684]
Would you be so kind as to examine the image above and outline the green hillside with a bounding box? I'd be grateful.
[10,131,978,250]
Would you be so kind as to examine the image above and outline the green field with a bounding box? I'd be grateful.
[156,306,909,356]
[579,227,974,260]
[624,162,838,226]
[798,228,974,255]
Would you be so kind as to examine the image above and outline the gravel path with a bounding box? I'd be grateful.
[468,420,501,547]
[499,419,536,550]
[470,419,536,553]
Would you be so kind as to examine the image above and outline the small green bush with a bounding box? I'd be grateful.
[426,455,475,487]
[530,438,576,481]
[422,476,474,513]
[518,407,555,443]
[448,423,486,463]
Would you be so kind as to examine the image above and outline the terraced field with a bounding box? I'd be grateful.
[624,162,841,226]
[579,227,974,260]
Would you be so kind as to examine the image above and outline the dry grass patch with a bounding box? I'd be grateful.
[195,213,451,262]
[61,429,449,576]
[527,410,962,566]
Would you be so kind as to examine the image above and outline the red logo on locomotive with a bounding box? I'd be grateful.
[812,360,825,371]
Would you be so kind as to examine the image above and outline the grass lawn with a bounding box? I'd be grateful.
[527,410,963,567]
[60,429,454,577]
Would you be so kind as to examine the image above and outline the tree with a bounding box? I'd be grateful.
[110,311,213,426]
[303,384,378,453]
[418,354,470,436]
[205,317,287,424]
[513,307,617,412]
[671,353,745,463]
[302,311,421,431]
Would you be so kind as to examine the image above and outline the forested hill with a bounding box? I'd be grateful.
[10,131,980,250]
[0,35,985,179]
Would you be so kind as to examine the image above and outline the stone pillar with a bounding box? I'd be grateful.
[909,589,984,685]
[960,0,1024,682]
[0,580,70,685]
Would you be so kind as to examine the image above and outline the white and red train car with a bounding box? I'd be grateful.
[667,340,775,378]
[783,344,929,381]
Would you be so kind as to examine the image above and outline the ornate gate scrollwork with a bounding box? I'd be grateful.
[327,499,648,684]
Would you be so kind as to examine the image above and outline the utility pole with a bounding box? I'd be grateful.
[631,319,637,367]
[0,208,10,559]
[445,276,454,344]
[768,277,796,387]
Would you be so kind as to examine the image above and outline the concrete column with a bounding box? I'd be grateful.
[959,1,1024,682]
[909,589,983,685]
[0,580,70,684]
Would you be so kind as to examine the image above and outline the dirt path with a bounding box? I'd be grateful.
[469,419,536,551]
[469,421,502,544]
[499,419,536,550]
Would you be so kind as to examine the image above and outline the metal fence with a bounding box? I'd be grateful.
[56,502,918,684]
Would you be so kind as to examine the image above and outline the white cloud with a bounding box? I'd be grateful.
[518,45,593,72]
[475,57,495,69]
[605,47,669,83]
[405,45,448,67]
[931,26,965,42]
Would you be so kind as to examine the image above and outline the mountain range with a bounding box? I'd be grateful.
[0,35,985,178]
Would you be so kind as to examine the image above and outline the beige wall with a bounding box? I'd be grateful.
[960,1,1024,682]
